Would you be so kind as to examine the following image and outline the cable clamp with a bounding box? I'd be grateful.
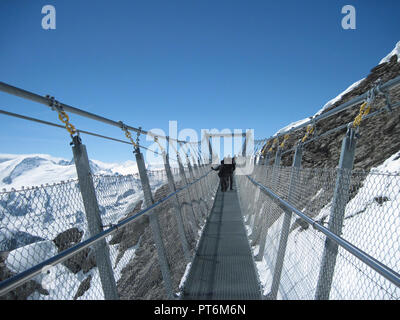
[375,83,393,113]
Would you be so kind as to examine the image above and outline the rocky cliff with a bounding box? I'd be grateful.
[265,54,400,172]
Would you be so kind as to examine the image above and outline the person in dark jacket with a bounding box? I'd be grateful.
[211,160,229,192]
[223,156,236,190]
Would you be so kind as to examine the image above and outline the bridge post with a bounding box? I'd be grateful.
[242,134,247,157]
[71,135,119,300]
[269,143,303,299]
[315,126,357,300]
[162,150,191,263]
[193,156,207,208]
[207,134,213,164]
[177,154,199,232]
[135,148,174,299]
[248,151,269,231]
[199,157,212,196]
[256,147,281,261]
[189,157,207,216]
[247,152,270,227]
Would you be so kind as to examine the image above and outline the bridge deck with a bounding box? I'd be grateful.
[182,184,262,300]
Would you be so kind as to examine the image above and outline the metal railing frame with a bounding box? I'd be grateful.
[254,75,400,145]
[0,81,199,145]
[0,170,214,297]
[245,175,400,290]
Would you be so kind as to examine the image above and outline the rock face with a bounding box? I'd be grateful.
[116,179,206,300]
[73,275,92,300]
[258,54,400,234]
[266,54,400,172]
[53,228,96,274]
[109,200,146,266]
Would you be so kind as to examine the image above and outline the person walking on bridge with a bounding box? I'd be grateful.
[211,160,229,192]
[225,156,236,190]
[221,156,235,191]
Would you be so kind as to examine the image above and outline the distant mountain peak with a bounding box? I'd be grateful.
[0,153,139,191]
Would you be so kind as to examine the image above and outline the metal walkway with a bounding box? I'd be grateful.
[183,183,262,300]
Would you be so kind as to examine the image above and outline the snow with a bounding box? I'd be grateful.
[0,153,167,192]
[379,40,400,64]
[6,240,58,274]
[273,118,311,137]
[0,154,77,191]
[252,149,400,300]
[272,77,365,137]
[313,78,365,117]
[0,152,170,300]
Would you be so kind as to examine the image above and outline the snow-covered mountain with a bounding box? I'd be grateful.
[0,154,167,191]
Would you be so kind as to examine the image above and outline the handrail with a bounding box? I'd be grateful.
[246,175,400,288]
[258,75,400,143]
[0,81,199,145]
[0,169,213,297]
[279,100,400,156]
[0,109,162,155]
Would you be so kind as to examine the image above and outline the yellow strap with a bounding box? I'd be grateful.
[261,144,268,156]
[124,130,137,148]
[301,125,314,143]
[58,110,69,124]
[57,110,76,136]
[154,136,165,153]
[268,138,278,152]
[261,140,271,155]
[353,102,369,128]
[280,134,290,148]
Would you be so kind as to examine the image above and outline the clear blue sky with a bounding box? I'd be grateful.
[0,0,399,163]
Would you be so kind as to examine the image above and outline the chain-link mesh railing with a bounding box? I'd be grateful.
[0,179,101,299]
[237,164,400,300]
[0,162,218,300]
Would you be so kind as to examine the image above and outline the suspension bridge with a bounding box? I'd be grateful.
[1,75,400,300]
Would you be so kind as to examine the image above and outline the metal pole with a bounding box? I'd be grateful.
[177,155,199,232]
[248,152,270,227]
[162,151,191,263]
[193,157,208,210]
[0,168,213,297]
[246,175,400,289]
[187,157,205,218]
[315,126,357,300]
[269,143,303,299]
[0,82,194,145]
[256,147,281,261]
[208,135,213,164]
[248,152,270,231]
[242,138,246,157]
[71,135,119,300]
[135,149,174,299]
